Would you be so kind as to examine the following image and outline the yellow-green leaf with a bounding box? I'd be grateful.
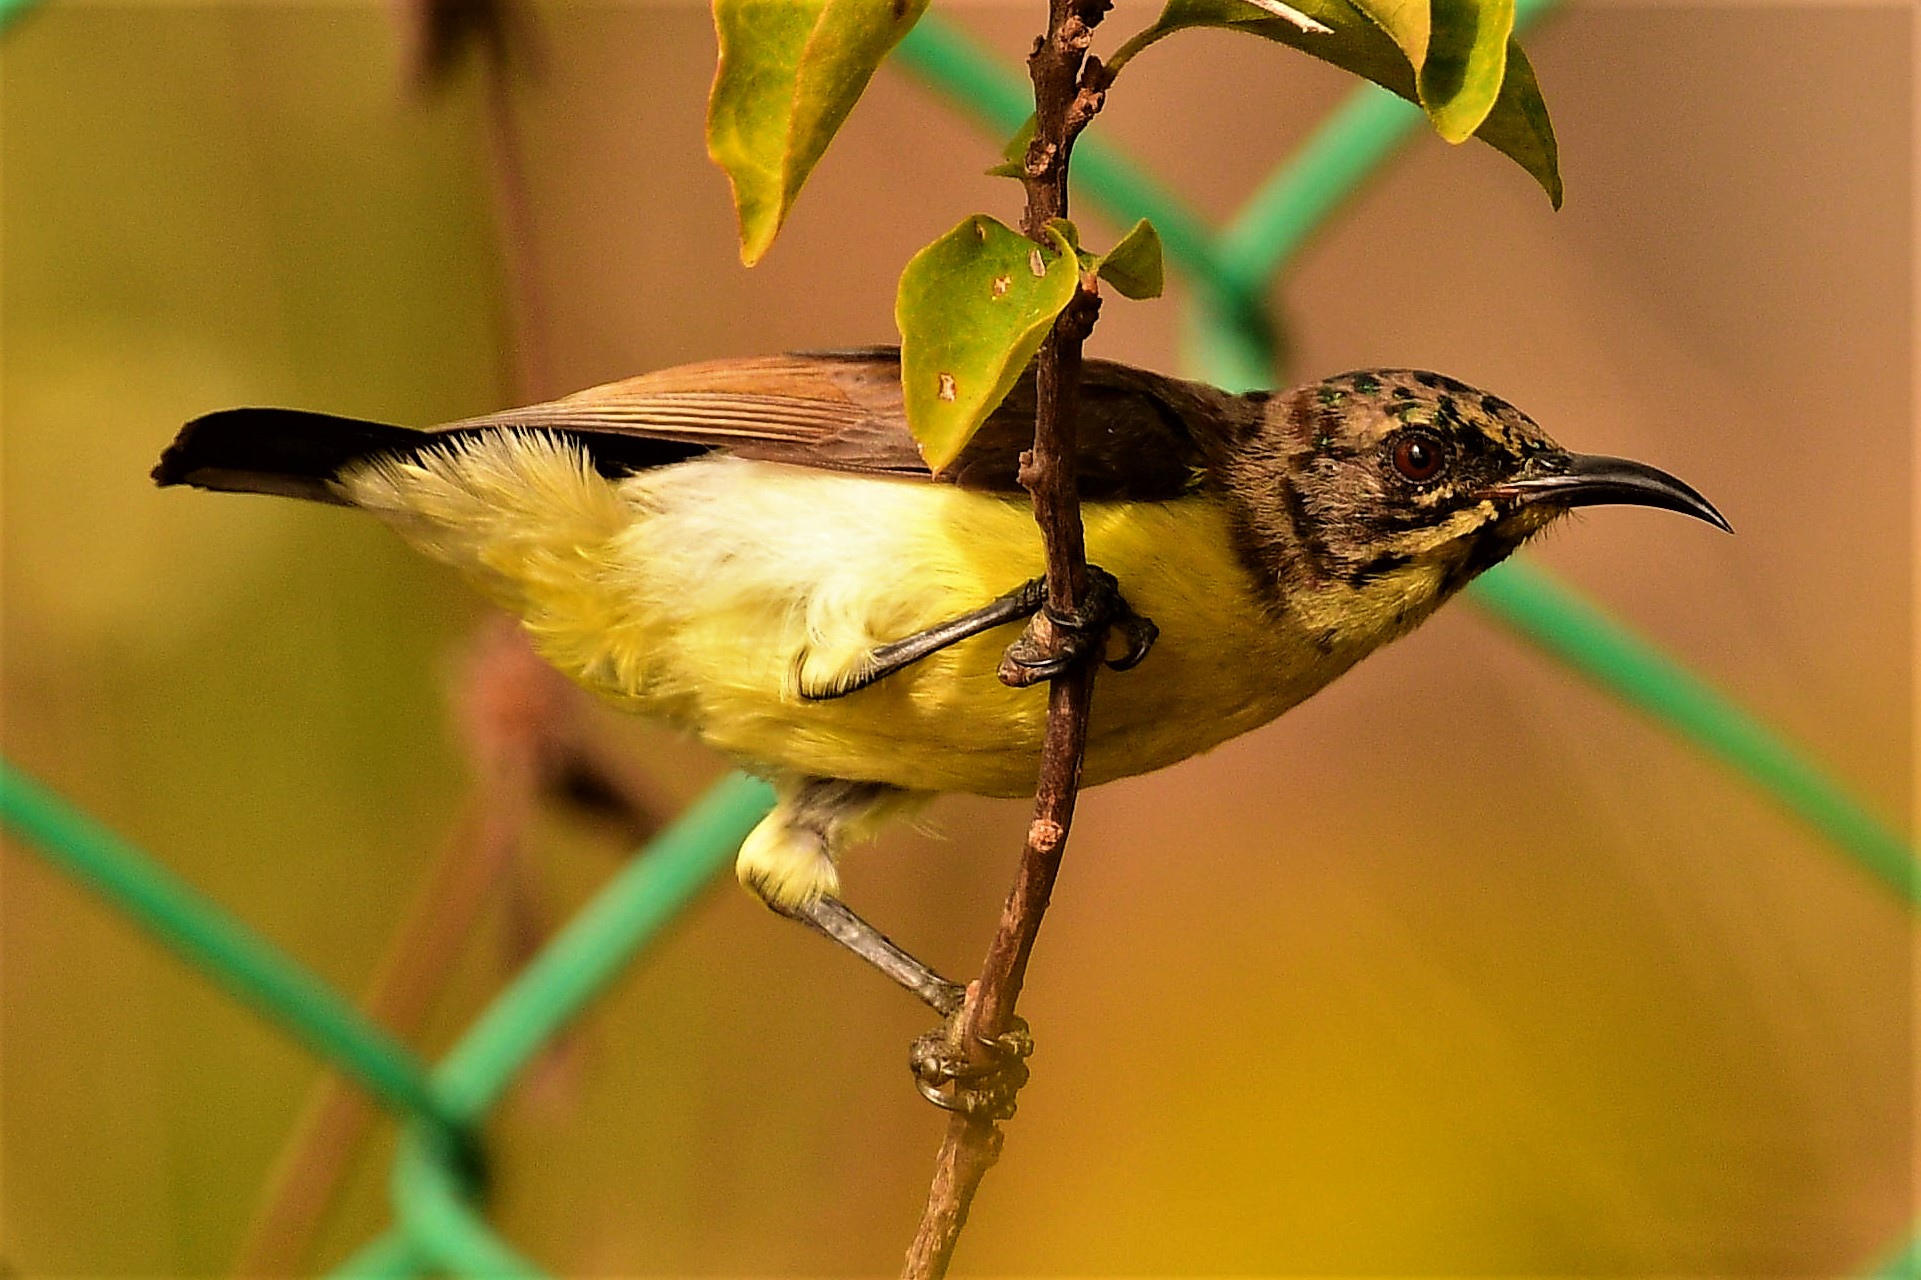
[895,215,1078,472]
[707,0,929,266]
[1417,0,1513,141]
[1346,0,1511,139]
[1350,0,1427,71]
[1111,0,1558,206]
[1091,219,1164,300]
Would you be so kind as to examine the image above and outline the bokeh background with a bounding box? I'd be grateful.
[2,1,1912,1274]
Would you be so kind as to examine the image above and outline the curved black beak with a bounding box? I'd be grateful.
[1491,453,1732,533]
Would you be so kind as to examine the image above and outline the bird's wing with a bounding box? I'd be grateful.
[434,347,1248,501]
[155,348,1258,504]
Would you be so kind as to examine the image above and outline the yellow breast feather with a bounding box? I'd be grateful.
[339,432,1365,797]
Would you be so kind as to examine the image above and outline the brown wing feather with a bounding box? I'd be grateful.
[435,347,1258,500]
[432,351,916,475]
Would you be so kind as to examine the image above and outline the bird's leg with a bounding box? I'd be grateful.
[796,578,1046,701]
[741,778,1035,1115]
[772,895,965,1015]
[796,566,1156,701]
[741,778,961,1011]
[780,892,1033,1117]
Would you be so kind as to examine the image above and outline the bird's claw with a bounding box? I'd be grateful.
[998,565,1157,688]
[1104,608,1159,672]
[909,1015,1033,1120]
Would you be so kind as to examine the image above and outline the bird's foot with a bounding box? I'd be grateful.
[997,564,1158,688]
[910,1012,1034,1120]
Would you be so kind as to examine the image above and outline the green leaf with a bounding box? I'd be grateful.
[895,215,1079,472]
[707,0,930,266]
[1091,218,1165,300]
[1044,216,1086,258]
[1111,0,1558,206]
[985,114,1038,179]
[1472,40,1559,206]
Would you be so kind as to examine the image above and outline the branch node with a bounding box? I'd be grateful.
[1027,818,1065,853]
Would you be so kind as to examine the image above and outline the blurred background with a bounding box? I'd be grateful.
[1,1,1912,1274]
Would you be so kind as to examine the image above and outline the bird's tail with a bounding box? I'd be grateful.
[152,408,436,505]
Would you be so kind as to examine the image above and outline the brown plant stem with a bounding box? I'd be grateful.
[902,3,1113,1275]
[239,11,578,1269]
[232,787,533,1279]
[235,17,576,1266]
[478,39,556,401]
[231,624,662,1277]
[399,0,554,399]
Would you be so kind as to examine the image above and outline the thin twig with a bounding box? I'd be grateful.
[902,3,1114,1275]
[238,11,582,1267]
[399,0,554,400]
[232,785,534,1278]
[231,624,663,1276]
[478,35,556,401]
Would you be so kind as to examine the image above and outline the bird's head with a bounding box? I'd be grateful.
[1228,368,1729,619]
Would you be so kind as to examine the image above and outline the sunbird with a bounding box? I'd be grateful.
[155,347,1727,1007]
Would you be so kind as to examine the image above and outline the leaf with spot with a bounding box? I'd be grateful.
[896,215,1079,472]
[1109,0,1558,206]
[706,0,930,266]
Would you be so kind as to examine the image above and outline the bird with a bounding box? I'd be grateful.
[154,346,1727,1006]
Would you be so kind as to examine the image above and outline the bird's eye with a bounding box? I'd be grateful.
[1391,433,1446,483]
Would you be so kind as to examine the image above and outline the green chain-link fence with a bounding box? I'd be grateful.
[1,4,1912,1274]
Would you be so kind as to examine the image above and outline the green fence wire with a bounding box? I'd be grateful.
[1,5,1912,1275]
[1473,565,1916,901]
[0,765,453,1133]
[0,761,773,1278]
